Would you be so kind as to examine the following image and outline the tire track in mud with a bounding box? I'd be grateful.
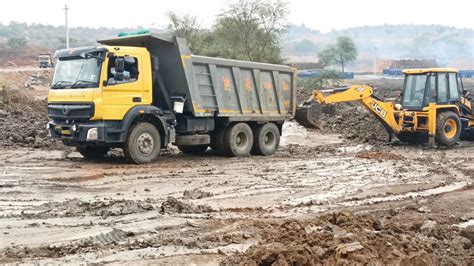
[0,136,472,263]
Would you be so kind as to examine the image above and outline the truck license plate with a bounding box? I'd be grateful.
[61,129,72,135]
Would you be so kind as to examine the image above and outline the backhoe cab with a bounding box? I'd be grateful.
[295,68,473,147]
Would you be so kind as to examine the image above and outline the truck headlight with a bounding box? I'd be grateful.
[86,128,98,140]
[71,125,77,132]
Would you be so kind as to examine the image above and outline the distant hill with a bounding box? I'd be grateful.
[283,24,474,70]
[0,22,472,70]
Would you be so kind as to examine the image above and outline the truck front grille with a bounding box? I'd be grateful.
[48,103,94,121]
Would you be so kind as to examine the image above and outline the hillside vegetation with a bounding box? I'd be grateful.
[0,21,472,69]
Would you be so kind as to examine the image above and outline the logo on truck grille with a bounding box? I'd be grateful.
[62,106,70,115]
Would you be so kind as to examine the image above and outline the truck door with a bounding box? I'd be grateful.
[102,54,144,120]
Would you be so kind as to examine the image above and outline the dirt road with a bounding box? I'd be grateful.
[0,122,472,264]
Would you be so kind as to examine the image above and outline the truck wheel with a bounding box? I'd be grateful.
[178,145,208,154]
[223,123,253,157]
[252,123,280,156]
[123,122,161,164]
[77,146,109,159]
[213,127,227,155]
[436,111,461,146]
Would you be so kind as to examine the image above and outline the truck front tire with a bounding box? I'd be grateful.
[223,123,253,157]
[77,146,109,159]
[123,122,161,164]
[252,123,280,156]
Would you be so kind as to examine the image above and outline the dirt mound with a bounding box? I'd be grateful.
[160,196,214,214]
[317,104,389,144]
[0,45,49,67]
[17,199,155,219]
[0,99,63,149]
[183,189,213,199]
[222,210,472,265]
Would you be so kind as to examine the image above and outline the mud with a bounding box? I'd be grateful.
[223,209,473,265]
[0,72,472,264]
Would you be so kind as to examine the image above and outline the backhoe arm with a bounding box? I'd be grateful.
[308,85,401,134]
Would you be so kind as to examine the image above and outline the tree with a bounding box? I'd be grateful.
[318,36,358,73]
[212,0,289,64]
[7,37,27,48]
[166,12,206,54]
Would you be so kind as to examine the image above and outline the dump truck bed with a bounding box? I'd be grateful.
[99,33,296,120]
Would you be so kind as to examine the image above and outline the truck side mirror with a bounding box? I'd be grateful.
[115,57,125,81]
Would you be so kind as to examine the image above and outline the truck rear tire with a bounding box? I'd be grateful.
[178,145,208,154]
[252,123,280,156]
[123,122,161,164]
[436,111,461,146]
[213,127,227,155]
[77,146,109,159]
[223,123,253,157]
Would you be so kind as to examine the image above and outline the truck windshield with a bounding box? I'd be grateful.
[401,74,427,109]
[51,57,101,89]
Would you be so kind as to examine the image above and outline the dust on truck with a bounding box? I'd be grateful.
[47,33,297,164]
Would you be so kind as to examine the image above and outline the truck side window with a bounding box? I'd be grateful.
[107,56,139,85]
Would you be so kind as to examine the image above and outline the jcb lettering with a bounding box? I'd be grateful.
[371,101,387,118]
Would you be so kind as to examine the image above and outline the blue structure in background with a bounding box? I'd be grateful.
[296,70,354,79]
[459,70,474,78]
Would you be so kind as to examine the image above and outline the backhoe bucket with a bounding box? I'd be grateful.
[295,101,323,128]
[295,101,336,129]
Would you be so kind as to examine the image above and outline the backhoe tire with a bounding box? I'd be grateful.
[252,123,280,156]
[123,122,161,164]
[223,123,253,157]
[77,146,109,159]
[436,111,461,146]
[178,145,208,155]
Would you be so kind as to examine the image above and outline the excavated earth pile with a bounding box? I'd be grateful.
[223,210,474,265]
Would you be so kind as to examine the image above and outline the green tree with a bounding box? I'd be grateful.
[212,0,289,63]
[7,37,27,48]
[167,12,206,54]
[318,36,358,73]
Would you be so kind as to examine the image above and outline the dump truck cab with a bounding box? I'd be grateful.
[48,44,174,156]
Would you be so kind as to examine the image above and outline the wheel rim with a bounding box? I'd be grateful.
[137,133,154,155]
[235,132,248,148]
[444,119,457,139]
[263,131,276,147]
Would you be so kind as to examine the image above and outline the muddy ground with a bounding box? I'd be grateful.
[0,72,473,264]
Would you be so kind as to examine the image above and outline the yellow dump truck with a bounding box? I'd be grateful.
[47,33,297,164]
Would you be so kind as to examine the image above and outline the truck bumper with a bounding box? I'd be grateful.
[47,120,124,146]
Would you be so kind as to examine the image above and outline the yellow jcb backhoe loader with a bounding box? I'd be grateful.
[295,68,474,147]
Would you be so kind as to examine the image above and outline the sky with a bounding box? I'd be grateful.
[1,0,473,32]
